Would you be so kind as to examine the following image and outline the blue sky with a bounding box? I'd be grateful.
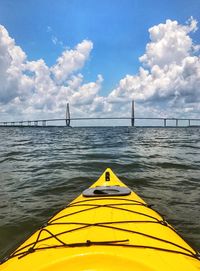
[0,0,200,122]
[1,0,199,93]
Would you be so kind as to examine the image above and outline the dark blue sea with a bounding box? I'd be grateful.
[0,126,199,258]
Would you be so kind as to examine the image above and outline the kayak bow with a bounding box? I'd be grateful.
[0,168,200,271]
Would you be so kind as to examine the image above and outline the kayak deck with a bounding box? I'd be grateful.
[0,168,199,271]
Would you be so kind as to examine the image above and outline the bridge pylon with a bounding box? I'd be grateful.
[131,100,135,126]
[66,102,71,127]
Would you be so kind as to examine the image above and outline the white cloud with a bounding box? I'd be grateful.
[0,26,99,120]
[70,74,103,106]
[139,18,198,68]
[51,40,93,83]
[0,25,26,104]
[108,17,200,118]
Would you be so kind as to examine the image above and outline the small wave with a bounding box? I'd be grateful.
[0,157,20,163]
[155,162,198,170]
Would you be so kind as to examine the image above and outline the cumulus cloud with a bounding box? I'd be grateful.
[0,25,99,120]
[0,25,26,104]
[139,18,198,67]
[108,17,200,117]
[0,18,200,122]
[51,40,93,83]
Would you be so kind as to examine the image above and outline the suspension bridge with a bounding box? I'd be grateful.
[0,101,200,127]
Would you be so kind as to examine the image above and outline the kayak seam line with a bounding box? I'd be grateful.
[19,244,200,261]
[4,241,199,262]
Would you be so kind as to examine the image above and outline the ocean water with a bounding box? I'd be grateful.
[0,126,199,258]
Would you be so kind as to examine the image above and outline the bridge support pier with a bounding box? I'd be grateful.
[176,119,178,127]
[188,119,191,126]
[42,120,46,126]
[164,119,167,127]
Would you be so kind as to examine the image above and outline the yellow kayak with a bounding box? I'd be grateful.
[0,168,199,271]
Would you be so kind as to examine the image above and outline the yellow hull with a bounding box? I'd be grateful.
[0,168,200,270]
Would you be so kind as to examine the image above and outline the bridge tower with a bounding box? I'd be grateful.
[66,102,71,127]
[131,100,135,126]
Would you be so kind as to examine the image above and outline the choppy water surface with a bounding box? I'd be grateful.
[0,126,199,258]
